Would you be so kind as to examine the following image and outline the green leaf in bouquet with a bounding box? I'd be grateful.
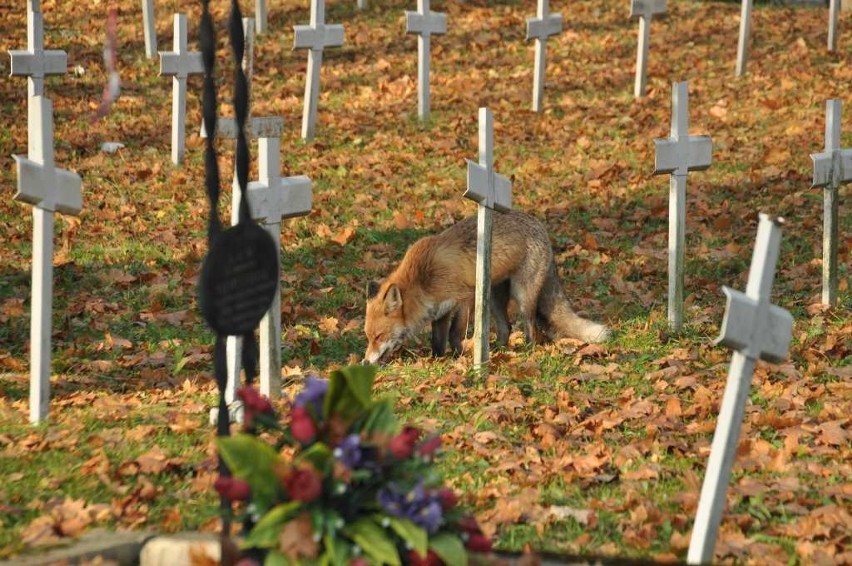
[323,533,350,566]
[243,501,302,549]
[343,517,401,566]
[359,398,399,437]
[264,550,290,566]
[429,533,468,566]
[298,442,333,474]
[385,516,428,557]
[324,365,376,422]
[217,434,282,512]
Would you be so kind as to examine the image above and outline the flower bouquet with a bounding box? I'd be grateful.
[215,365,492,566]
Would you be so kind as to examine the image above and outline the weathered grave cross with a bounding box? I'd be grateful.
[8,0,67,100]
[294,0,344,141]
[828,0,841,52]
[247,138,313,397]
[159,13,204,165]
[526,0,563,112]
[810,99,852,307]
[13,96,83,424]
[141,0,157,58]
[630,0,666,98]
[735,0,752,76]
[406,0,447,121]
[688,214,793,565]
[653,81,712,332]
[464,108,512,372]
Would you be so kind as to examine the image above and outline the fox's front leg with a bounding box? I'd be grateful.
[431,314,452,357]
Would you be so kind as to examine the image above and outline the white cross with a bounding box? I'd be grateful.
[159,13,204,165]
[294,0,344,141]
[12,96,83,424]
[810,99,852,307]
[828,0,840,52]
[464,108,513,372]
[630,0,666,98]
[526,0,563,112]
[247,137,313,398]
[255,0,268,34]
[406,0,447,121]
[8,1,67,99]
[141,0,157,59]
[688,213,793,565]
[653,81,712,332]
[736,0,753,76]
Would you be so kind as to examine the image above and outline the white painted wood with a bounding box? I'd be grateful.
[687,214,792,565]
[256,0,267,34]
[653,81,712,332]
[247,137,313,398]
[406,0,447,121]
[293,0,344,140]
[829,0,840,52]
[630,0,666,98]
[736,0,753,77]
[526,0,563,112]
[13,96,83,424]
[810,99,852,307]
[142,0,157,59]
[464,108,513,373]
[159,13,204,165]
[8,1,67,99]
[358,0,367,9]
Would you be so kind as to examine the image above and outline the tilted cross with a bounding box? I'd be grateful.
[810,99,852,307]
[526,0,563,112]
[13,96,83,424]
[9,1,67,99]
[141,0,157,58]
[688,214,793,564]
[159,13,204,165]
[464,108,513,372]
[294,0,344,140]
[630,0,666,98]
[653,81,712,332]
[406,0,447,121]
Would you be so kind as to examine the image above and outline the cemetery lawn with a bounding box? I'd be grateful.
[0,0,850,563]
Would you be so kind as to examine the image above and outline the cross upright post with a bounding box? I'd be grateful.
[526,0,563,112]
[9,0,68,99]
[256,0,267,34]
[159,13,204,165]
[141,0,157,58]
[735,0,753,76]
[13,96,83,424]
[630,0,667,98]
[247,137,313,398]
[828,0,840,52]
[294,0,344,141]
[653,81,712,332]
[687,214,793,565]
[810,99,852,307]
[464,108,513,374]
[405,0,447,121]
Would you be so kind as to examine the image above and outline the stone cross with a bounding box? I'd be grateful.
[630,0,666,98]
[256,0,268,34]
[405,0,447,121]
[687,214,793,565]
[736,0,753,76]
[8,0,67,99]
[247,137,313,398]
[293,0,344,141]
[653,81,712,332]
[142,0,157,59]
[13,96,83,424]
[159,13,204,165]
[810,99,852,307]
[464,108,512,372]
[828,0,840,52]
[526,0,563,112]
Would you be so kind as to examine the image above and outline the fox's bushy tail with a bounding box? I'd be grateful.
[537,261,610,343]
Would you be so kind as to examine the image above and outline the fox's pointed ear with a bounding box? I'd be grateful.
[367,280,382,299]
[384,284,402,313]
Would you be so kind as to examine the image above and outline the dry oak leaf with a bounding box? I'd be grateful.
[279,512,319,561]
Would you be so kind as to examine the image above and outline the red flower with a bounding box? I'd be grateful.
[408,549,443,566]
[415,435,441,459]
[290,406,317,443]
[283,465,322,503]
[465,533,492,553]
[457,515,481,534]
[349,559,369,566]
[214,476,251,501]
[238,386,274,415]
[436,488,458,511]
[388,426,421,459]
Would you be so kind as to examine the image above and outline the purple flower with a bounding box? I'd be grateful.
[295,376,328,416]
[378,481,443,534]
[334,434,363,469]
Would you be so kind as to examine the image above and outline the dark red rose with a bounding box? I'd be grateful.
[214,476,251,501]
[457,515,481,534]
[465,533,492,553]
[388,426,421,459]
[436,488,458,511]
[234,559,261,566]
[237,386,274,415]
[290,406,317,443]
[349,559,369,566]
[408,549,443,566]
[415,435,442,459]
[283,465,323,503]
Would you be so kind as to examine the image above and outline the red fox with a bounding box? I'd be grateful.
[363,210,610,364]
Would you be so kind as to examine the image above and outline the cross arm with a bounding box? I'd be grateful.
[9,49,67,77]
[406,11,448,35]
[247,176,313,223]
[465,161,512,212]
[293,24,345,50]
[14,154,83,216]
[630,0,667,18]
[159,52,204,77]
[715,286,793,364]
[526,13,563,41]
[653,135,712,175]
[811,148,852,188]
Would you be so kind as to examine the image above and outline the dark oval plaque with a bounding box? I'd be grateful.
[199,222,279,336]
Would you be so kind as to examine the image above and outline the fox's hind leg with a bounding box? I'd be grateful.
[430,315,452,357]
[491,280,512,346]
[448,306,470,356]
